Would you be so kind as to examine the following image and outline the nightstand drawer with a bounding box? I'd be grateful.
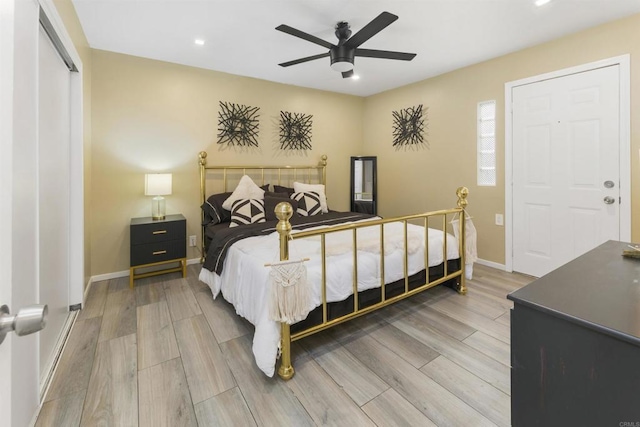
[131,218,185,245]
[131,239,186,266]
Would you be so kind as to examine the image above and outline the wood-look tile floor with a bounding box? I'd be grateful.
[36,263,532,427]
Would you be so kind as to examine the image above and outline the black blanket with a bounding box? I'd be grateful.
[203,211,376,275]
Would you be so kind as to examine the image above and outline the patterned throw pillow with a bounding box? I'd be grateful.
[291,191,322,217]
[293,182,328,213]
[229,199,266,227]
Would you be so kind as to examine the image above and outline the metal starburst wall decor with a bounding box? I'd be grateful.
[279,111,313,150]
[217,101,260,147]
[392,104,427,147]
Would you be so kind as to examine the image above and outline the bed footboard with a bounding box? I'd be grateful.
[274,187,469,380]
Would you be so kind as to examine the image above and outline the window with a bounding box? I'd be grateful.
[477,100,496,186]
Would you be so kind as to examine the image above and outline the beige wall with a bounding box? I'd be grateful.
[84,11,640,275]
[52,0,92,287]
[364,13,640,265]
[91,50,364,275]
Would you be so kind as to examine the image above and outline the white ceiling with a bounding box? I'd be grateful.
[71,0,640,97]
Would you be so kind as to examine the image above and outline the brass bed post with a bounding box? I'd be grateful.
[320,155,328,186]
[455,186,469,295]
[198,151,208,263]
[275,202,295,380]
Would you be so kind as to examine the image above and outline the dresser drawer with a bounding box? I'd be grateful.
[131,239,186,266]
[131,218,185,245]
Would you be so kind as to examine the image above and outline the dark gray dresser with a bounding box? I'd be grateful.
[129,214,186,287]
[508,240,640,426]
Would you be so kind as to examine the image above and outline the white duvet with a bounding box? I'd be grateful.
[198,218,460,377]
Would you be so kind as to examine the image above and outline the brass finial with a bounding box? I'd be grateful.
[198,151,207,166]
[320,155,328,167]
[456,186,469,209]
[275,202,293,222]
[275,202,293,236]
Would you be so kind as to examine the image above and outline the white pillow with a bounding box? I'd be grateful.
[222,175,265,210]
[293,182,328,213]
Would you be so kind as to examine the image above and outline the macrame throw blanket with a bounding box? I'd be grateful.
[451,211,478,280]
[268,260,311,324]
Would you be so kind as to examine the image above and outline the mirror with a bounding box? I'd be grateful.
[350,156,377,215]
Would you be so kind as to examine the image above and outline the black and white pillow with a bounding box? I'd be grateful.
[229,199,266,227]
[291,191,322,217]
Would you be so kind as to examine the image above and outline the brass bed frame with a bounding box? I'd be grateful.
[198,151,328,260]
[198,151,468,380]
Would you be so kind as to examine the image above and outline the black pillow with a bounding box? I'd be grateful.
[273,185,295,196]
[264,196,299,221]
[260,184,270,192]
[264,191,289,199]
[201,192,233,225]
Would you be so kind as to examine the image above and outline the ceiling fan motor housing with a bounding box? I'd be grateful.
[335,21,352,40]
[330,46,355,71]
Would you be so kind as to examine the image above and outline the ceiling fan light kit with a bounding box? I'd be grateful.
[330,46,355,71]
[276,11,416,78]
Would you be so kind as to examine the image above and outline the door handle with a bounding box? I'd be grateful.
[603,196,616,205]
[0,304,48,345]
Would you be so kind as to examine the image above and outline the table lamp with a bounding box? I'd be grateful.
[145,173,172,220]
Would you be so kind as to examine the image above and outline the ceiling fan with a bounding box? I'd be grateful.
[276,11,416,78]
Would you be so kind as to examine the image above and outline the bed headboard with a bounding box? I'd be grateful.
[197,151,328,259]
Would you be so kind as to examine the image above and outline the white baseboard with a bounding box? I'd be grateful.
[89,257,202,284]
[476,258,507,271]
[90,269,129,283]
[83,276,93,304]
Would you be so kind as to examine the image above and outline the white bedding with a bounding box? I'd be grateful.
[198,217,460,377]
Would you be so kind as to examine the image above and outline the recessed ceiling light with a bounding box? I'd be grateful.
[351,74,360,80]
[535,0,551,6]
[194,39,205,46]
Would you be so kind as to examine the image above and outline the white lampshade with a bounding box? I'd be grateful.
[145,174,172,196]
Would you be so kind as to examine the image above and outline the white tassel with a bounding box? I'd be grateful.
[451,212,478,280]
[463,217,478,264]
[268,261,311,324]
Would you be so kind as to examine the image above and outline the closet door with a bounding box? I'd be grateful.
[38,23,71,380]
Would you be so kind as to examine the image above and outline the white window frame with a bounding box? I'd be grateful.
[477,100,496,186]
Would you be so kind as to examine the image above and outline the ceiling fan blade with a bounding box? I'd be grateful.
[341,70,354,78]
[276,24,335,49]
[355,48,416,61]
[343,11,398,49]
[278,52,330,67]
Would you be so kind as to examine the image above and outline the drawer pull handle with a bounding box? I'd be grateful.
[152,250,167,255]
[152,230,167,235]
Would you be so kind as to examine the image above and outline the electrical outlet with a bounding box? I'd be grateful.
[189,235,197,247]
[495,214,504,226]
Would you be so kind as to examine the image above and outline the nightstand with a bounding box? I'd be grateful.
[130,214,187,288]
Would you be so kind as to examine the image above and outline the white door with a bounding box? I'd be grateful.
[1,1,82,425]
[512,65,620,277]
[1,1,43,425]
